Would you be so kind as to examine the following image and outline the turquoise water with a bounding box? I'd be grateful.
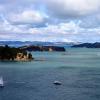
[0,48,100,100]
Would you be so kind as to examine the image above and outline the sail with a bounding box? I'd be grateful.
[0,77,4,86]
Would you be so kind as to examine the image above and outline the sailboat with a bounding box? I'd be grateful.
[0,77,4,88]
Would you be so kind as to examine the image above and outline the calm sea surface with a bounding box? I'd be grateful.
[0,48,100,100]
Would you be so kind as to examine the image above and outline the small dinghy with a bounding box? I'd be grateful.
[0,77,4,88]
[53,81,62,85]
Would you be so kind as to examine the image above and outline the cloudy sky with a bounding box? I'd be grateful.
[0,0,100,42]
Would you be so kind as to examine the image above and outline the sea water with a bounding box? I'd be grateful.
[0,48,100,100]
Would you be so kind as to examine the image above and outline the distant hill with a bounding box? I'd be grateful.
[19,45,66,52]
[0,41,76,47]
[0,41,66,52]
[72,42,100,48]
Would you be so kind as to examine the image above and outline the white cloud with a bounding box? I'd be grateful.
[43,0,100,18]
[8,10,44,25]
[0,0,100,42]
[0,16,100,42]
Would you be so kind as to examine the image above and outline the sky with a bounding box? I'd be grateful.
[0,0,100,42]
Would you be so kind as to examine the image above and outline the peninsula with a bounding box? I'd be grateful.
[19,45,66,52]
[72,42,100,48]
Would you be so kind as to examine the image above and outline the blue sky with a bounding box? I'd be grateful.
[0,0,100,42]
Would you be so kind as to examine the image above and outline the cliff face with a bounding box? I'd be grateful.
[0,45,33,61]
[19,45,66,52]
[15,53,33,61]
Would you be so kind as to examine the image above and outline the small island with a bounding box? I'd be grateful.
[0,45,33,61]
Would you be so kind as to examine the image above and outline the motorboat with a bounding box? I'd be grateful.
[53,81,62,85]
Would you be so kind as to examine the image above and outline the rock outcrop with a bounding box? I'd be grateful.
[15,52,33,61]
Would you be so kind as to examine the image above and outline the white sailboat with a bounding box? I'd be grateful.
[0,77,4,87]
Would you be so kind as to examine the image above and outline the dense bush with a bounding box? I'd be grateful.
[0,45,28,61]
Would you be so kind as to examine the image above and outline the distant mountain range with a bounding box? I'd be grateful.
[1,41,100,48]
[0,41,77,47]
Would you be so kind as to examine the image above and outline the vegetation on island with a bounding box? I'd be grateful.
[0,45,33,61]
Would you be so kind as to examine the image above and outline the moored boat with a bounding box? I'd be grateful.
[53,81,62,85]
